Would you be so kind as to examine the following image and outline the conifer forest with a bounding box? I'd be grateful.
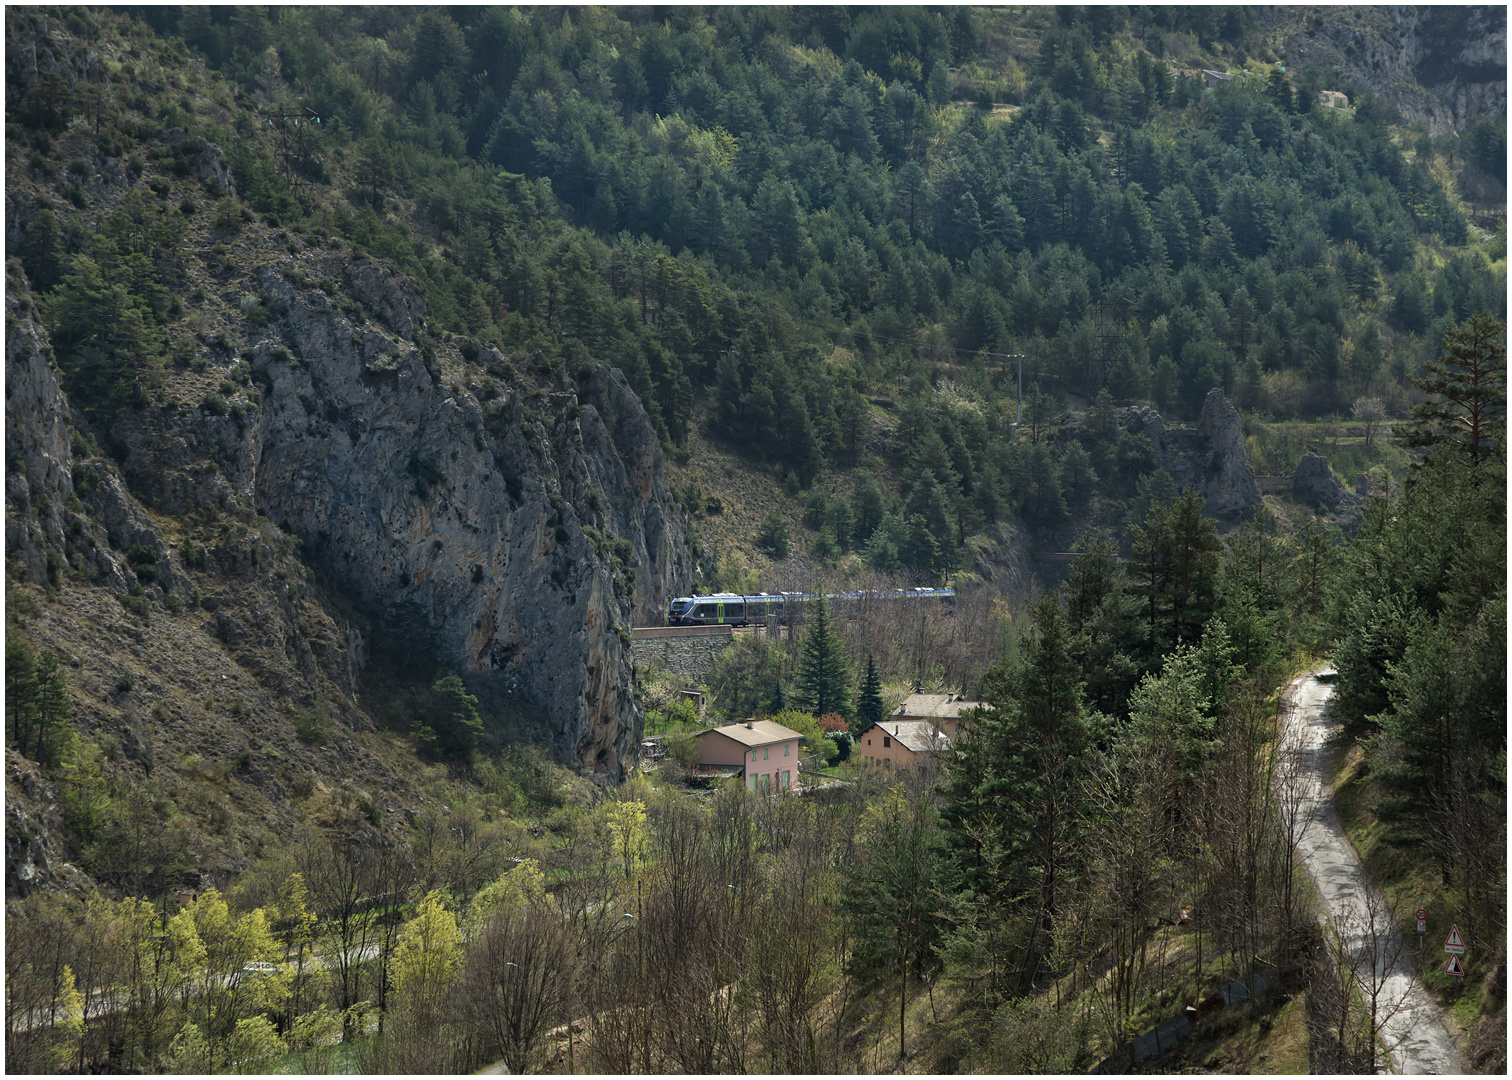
[4,5,1506,1073]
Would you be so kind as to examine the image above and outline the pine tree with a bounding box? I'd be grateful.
[795,595,852,721]
[839,787,942,1062]
[1129,487,1223,654]
[854,654,884,736]
[6,640,70,766]
[1396,312,1506,469]
[938,594,1093,991]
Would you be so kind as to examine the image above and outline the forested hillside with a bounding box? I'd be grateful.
[80,4,1508,573]
[4,5,1505,1075]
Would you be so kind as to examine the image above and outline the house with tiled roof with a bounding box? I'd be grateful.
[694,718,803,792]
[891,692,984,737]
[857,718,953,767]
[1318,90,1350,109]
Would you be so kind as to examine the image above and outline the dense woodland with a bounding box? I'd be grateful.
[4,5,1506,1074]
[19,5,1507,571]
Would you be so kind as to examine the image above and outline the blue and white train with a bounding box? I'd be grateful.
[666,588,955,626]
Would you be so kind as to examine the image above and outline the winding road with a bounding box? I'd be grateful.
[1281,667,1462,1074]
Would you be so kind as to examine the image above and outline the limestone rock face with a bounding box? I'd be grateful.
[6,268,191,598]
[247,264,691,780]
[157,129,234,194]
[1120,390,1262,519]
[6,750,89,899]
[1292,452,1356,511]
[1196,389,1264,518]
[5,276,73,584]
[1268,6,1506,135]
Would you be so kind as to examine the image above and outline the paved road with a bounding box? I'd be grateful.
[1281,668,1462,1074]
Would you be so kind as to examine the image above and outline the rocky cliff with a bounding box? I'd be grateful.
[1266,6,1506,134]
[7,244,692,782]
[241,260,692,777]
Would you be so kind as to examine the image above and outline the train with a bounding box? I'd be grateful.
[666,587,955,626]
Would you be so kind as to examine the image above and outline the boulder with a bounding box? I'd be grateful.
[1292,452,1355,510]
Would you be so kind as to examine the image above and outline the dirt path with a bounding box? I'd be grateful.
[1280,667,1462,1074]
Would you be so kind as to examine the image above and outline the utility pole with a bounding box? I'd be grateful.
[1007,354,1027,425]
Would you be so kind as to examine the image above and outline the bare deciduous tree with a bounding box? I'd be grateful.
[465,904,578,1074]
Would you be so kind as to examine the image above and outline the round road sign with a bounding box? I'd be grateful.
[1416,907,1427,921]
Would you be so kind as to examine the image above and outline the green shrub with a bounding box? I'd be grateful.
[293,705,332,745]
[757,513,790,559]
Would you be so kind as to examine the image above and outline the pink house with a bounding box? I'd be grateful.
[695,719,803,792]
[857,719,952,768]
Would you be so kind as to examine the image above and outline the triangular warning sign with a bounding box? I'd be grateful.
[1445,954,1465,977]
[1445,924,1465,949]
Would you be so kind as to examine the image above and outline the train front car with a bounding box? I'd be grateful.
[667,596,696,625]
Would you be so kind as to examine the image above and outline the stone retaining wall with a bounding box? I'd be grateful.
[631,625,735,680]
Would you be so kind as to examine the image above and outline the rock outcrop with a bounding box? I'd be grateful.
[1292,452,1359,511]
[5,274,73,584]
[5,270,167,596]
[239,262,690,779]
[1122,389,1262,519]
[1195,390,1264,518]
[6,243,691,782]
[6,750,89,899]
[1267,6,1506,135]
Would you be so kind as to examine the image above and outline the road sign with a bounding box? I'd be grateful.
[1415,907,1427,921]
[1444,954,1465,977]
[1443,924,1466,955]
[1417,918,1427,934]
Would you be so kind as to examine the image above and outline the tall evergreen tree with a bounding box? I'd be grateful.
[1063,529,1145,718]
[938,594,1094,991]
[5,640,70,767]
[795,595,852,720]
[839,787,942,1061]
[1395,312,1506,469]
[854,654,884,736]
[1128,487,1223,654]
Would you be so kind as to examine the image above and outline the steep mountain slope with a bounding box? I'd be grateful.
[5,9,692,893]
[1262,6,1506,134]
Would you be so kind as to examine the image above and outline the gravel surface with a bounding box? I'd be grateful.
[1281,668,1462,1074]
